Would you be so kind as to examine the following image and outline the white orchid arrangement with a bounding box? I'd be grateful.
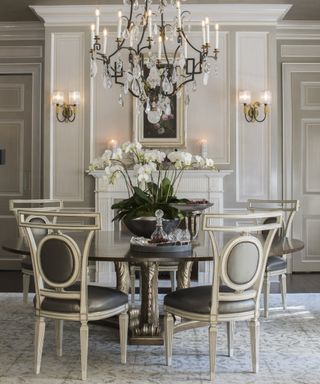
[88,141,217,220]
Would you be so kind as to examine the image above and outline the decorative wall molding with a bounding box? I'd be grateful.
[302,119,320,193]
[282,63,320,202]
[0,84,24,112]
[0,22,44,41]
[281,45,320,58]
[0,63,41,198]
[50,32,85,202]
[30,4,291,26]
[0,120,24,196]
[236,31,271,203]
[0,45,42,59]
[301,82,320,110]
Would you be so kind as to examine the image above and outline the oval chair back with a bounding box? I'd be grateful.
[18,210,101,317]
[202,211,283,318]
[10,199,63,236]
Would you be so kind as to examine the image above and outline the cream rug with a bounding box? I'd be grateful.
[0,293,319,384]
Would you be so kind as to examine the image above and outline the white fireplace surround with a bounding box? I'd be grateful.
[90,169,232,286]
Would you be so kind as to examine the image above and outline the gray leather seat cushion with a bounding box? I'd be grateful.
[38,285,128,313]
[164,285,255,315]
[21,256,32,270]
[266,256,287,272]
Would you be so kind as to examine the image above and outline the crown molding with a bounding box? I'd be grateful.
[0,22,44,40]
[30,4,292,27]
[276,20,320,40]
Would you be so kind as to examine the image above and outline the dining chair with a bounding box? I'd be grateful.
[18,210,129,381]
[9,199,64,304]
[163,211,282,382]
[247,199,300,317]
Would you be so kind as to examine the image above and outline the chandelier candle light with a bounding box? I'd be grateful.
[90,1,220,124]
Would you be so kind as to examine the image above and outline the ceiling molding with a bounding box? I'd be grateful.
[30,4,292,27]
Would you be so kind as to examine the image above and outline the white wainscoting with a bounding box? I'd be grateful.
[50,32,85,202]
[236,31,271,203]
[90,170,232,286]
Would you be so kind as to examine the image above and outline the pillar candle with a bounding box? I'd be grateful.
[201,139,208,158]
[95,9,100,37]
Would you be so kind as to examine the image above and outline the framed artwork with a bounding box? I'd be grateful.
[133,91,187,148]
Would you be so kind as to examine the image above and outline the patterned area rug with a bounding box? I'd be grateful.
[0,293,319,384]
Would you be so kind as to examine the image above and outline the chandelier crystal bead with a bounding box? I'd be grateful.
[90,0,220,123]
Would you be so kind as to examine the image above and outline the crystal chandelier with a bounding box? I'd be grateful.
[90,0,220,124]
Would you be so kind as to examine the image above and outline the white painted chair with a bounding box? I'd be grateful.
[18,210,129,381]
[163,211,282,382]
[247,199,300,317]
[9,199,64,304]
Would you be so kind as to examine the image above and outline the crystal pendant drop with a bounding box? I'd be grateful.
[185,93,190,106]
[132,79,140,95]
[165,102,171,116]
[192,80,197,92]
[124,79,129,94]
[118,92,124,107]
[116,58,123,73]
[145,98,151,113]
[147,109,161,124]
[162,74,171,94]
[122,28,130,40]
[172,68,177,84]
[90,59,98,78]
[203,72,209,86]
[132,64,141,79]
[133,0,139,11]
[147,66,161,88]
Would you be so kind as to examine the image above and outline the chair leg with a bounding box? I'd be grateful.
[209,323,218,383]
[227,321,234,357]
[249,319,260,373]
[263,274,270,318]
[170,271,176,291]
[23,273,30,304]
[55,320,63,357]
[34,317,45,375]
[80,321,89,381]
[119,312,128,364]
[280,273,287,310]
[164,312,174,366]
[130,267,136,304]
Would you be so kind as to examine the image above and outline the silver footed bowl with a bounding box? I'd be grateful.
[123,217,180,239]
[169,201,213,213]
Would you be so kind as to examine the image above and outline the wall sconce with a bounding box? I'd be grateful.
[239,90,271,123]
[52,91,80,123]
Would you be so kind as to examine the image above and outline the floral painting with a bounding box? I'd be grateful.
[133,92,186,148]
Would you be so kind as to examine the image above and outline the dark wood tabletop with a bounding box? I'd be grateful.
[2,231,305,262]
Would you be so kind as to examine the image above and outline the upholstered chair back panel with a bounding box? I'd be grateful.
[29,217,48,237]
[226,242,259,285]
[39,238,76,285]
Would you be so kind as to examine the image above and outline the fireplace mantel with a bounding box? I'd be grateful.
[90,169,232,285]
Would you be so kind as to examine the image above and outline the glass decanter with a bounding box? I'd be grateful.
[150,209,168,242]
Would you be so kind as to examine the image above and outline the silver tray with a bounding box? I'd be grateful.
[130,242,192,253]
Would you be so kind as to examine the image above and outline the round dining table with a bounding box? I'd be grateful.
[2,230,304,344]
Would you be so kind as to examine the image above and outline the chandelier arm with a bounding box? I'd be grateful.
[180,29,202,56]
[172,45,181,66]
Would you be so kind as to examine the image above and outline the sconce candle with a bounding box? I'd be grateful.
[201,139,208,158]
[176,1,182,29]
[202,20,206,45]
[90,24,95,49]
[260,90,271,104]
[215,24,219,50]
